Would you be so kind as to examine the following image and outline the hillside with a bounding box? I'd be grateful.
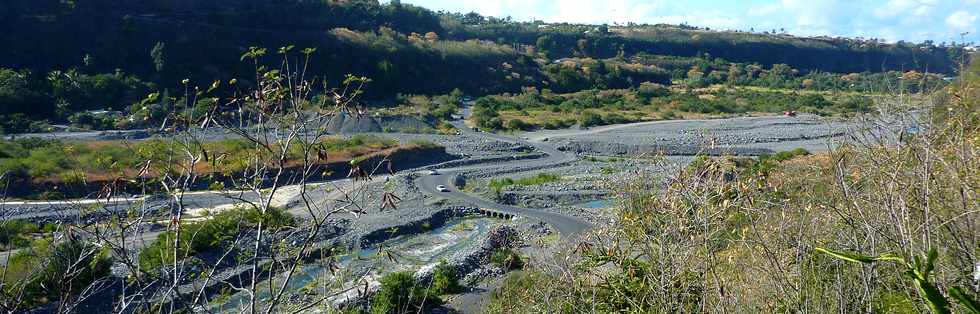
[0,0,969,133]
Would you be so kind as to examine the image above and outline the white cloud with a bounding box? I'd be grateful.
[946,10,977,30]
[406,0,980,44]
[653,12,741,29]
[547,0,663,24]
[876,0,935,18]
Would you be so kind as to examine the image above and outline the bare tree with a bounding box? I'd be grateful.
[0,46,396,313]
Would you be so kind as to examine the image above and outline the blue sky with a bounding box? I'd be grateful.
[402,0,979,45]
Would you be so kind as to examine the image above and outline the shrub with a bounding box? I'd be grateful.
[486,271,556,313]
[578,111,604,128]
[139,206,295,271]
[429,261,461,295]
[3,239,112,308]
[758,148,811,164]
[602,113,630,125]
[68,112,115,130]
[637,82,670,101]
[488,173,560,192]
[0,114,47,134]
[542,119,574,130]
[660,110,679,120]
[482,117,503,130]
[490,248,524,270]
[505,118,533,131]
[0,219,40,249]
[371,271,442,314]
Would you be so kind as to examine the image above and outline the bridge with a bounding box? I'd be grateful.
[474,208,517,220]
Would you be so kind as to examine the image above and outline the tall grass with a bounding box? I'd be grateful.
[488,173,561,192]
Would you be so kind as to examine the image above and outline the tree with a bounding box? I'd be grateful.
[424,31,439,42]
[0,69,50,117]
[3,239,112,312]
[536,35,556,59]
[576,39,590,56]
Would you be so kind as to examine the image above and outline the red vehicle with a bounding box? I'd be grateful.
[784,111,798,117]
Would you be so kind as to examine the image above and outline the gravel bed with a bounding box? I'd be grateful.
[529,115,858,156]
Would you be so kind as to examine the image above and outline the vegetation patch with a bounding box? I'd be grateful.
[371,271,443,314]
[382,90,463,122]
[488,173,561,192]
[472,82,877,131]
[0,135,408,198]
[490,248,524,270]
[2,239,112,309]
[0,219,56,249]
[138,206,296,271]
[429,261,462,295]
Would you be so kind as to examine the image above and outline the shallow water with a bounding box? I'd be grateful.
[210,217,500,311]
[577,199,615,209]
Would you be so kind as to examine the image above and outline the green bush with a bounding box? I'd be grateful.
[0,219,40,249]
[139,206,295,271]
[490,248,524,270]
[68,112,116,130]
[637,82,670,101]
[488,173,561,192]
[372,271,442,314]
[578,111,604,128]
[602,113,631,125]
[429,261,461,295]
[759,148,811,163]
[542,119,574,130]
[505,118,533,131]
[3,239,112,308]
[0,114,49,134]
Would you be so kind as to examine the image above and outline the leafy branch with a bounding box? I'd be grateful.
[816,247,979,314]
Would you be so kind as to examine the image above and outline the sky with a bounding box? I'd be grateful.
[402,0,980,45]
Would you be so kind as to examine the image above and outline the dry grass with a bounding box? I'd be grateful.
[486,73,980,313]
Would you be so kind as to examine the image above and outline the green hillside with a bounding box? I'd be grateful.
[0,0,969,133]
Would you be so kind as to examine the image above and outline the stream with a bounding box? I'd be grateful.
[209,217,501,312]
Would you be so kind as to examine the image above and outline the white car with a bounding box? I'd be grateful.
[436,185,450,192]
[427,169,440,175]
